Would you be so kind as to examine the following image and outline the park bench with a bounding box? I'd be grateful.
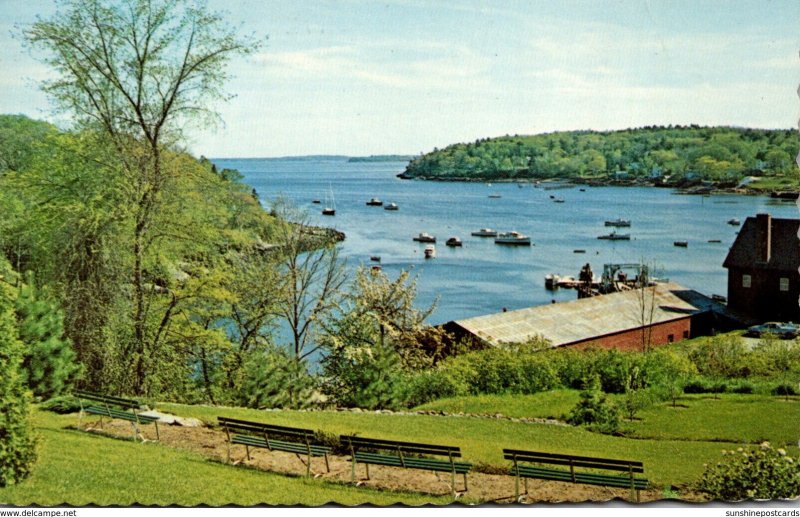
[341,435,472,496]
[503,448,649,502]
[74,389,160,442]
[217,416,331,477]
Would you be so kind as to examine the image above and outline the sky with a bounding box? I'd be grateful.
[0,0,798,157]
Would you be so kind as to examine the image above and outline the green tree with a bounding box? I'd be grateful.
[15,274,81,400]
[25,0,259,394]
[0,259,37,487]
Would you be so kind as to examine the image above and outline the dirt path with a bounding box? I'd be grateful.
[80,418,687,505]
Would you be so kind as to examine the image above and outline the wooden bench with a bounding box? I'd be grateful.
[341,435,472,495]
[503,449,648,502]
[74,389,159,442]
[218,417,331,477]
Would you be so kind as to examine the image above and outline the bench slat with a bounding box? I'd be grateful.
[354,452,471,473]
[231,435,330,456]
[503,448,644,472]
[75,390,142,409]
[342,435,462,457]
[84,405,158,424]
[218,417,315,440]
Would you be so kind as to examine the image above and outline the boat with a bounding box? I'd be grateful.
[471,228,498,237]
[573,249,586,253]
[494,231,531,246]
[445,237,462,247]
[708,239,722,243]
[366,198,383,206]
[488,194,502,199]
[674,241,688,247]
[370,256,381,262]
[727,218,740,226]
[312,199,321,204]
[604,218,631,227]
[322,185,336,216]
[424,245,436,259]
[413,232,436,243]
[553,198,565,203]
[597,231,630,240]
[384,202,398,211]
[545,274,560,289]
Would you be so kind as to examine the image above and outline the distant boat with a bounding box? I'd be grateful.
[545,273,560,289]
[708,239,722,243]
[553,198,565,203]
[424,244,436,259]
[322,185,336,216]
[579,188,586,192]
[312,199,321,204]
[488,194,502,199]
[445,237,463,247]
[727,218,740,226]
[597,231,630,240]
[471,228,498,237]
[366,198,383,206]
[413,232,436,243]
[604,218,631,227]
[674,241,688,247]
[495,231,531,246]
[573,249,586,253]
[384,202,399,211]
[370,256,381,262]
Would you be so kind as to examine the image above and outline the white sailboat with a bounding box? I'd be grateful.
[322,185,336,216]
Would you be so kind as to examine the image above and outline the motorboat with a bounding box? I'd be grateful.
[597,231,630,240]
[322,185,336,216]
[471,228,498,237]
[413,232,436,243]
[445,237,462,247]
[366,198,383,206]
[424,245,436,259]
[604,218,631,227]
[384,202,399,211]
[727,218,740,226]
[674,241,688,247]
[494,231,531,245]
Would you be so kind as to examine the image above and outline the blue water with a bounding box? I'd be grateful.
[215,157,798,325]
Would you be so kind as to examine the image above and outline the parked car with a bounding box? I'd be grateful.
[746,322,799,339]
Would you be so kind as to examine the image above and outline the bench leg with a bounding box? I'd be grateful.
[306,453,311,478]
[245,445,251,461]
[365,463,370,480]
[524,477,529,496]
[514,473,520,501]
[463,473,468,492]
[154,422,160,441]
[324,453,330,473]
[350,457,356,483]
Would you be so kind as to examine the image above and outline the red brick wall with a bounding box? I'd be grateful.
[566,317,692,352]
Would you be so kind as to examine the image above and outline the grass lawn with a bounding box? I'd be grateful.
[0,410,448,506]
[161,401,744,489]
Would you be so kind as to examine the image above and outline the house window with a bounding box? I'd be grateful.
[780,277,789,292]
[667,334,674,343]
[742,274,751,288]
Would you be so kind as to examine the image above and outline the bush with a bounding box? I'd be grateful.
[698,442,800,500]
[566,378,621,434]
[240,348,318,410]
[401,369,469,408]
[771,383,798,396]
[39,395,82,414]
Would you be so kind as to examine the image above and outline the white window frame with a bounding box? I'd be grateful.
[742,274,751,288]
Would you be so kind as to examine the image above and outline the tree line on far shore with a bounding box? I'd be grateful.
[401,126,797,185]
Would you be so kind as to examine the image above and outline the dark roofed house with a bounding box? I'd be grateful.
[723,213,800,322]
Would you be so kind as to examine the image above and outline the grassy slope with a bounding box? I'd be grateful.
[0,410,447,506]
[162,402,748,489]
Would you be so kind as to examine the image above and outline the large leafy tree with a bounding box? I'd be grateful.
[24,0,259,394]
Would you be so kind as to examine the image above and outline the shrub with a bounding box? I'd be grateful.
[771,383,798,396]
[688,335,750,378]
[401,369,469,408]
[698,442,800,500]
[39,395,82,414]
[0,260,37,486]
[566,377,621,434]
[730,381,755,394]
[240,348,318,410]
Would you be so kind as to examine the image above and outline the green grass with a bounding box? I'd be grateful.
[628,394,800,445]
[161,402,744,489]
[414,390,581,419]
[0,410,448,506]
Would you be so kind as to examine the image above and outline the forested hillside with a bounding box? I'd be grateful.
[400,126,797,186]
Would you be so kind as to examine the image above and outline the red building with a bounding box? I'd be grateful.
[723,213,800,323]
[445,282,730,351]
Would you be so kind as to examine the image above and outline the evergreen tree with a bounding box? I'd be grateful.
[15,274,81,400]
[0,259,37,486]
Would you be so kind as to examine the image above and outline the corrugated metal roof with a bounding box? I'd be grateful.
[452,282,721,347]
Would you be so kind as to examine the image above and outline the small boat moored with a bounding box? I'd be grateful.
[495,231,532,246]
[424,245,436,259]
[366,198,383,206]
[312,199,321,204]
[471,228,498,237]
[445,237,463,247]
[604,218,631,227]
[413,232,436,243]
[727,218,741,226]
[370,256,381,262]
[597,231,631,240]
[674,241,688,247]
[383,202,398,211]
